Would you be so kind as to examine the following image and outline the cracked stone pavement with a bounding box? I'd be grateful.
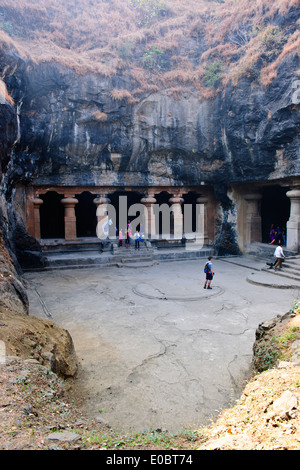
[24,257,300,433]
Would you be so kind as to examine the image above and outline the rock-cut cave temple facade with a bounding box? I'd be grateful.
[1,55,300,266]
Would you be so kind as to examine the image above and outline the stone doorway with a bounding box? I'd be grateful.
[40,191,64,239]
[154,191,172,238]
[108,190,144,234]
[75,191,97,238]
[261,186,290,244]
[182,191,199,234]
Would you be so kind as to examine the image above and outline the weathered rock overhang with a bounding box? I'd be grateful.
[0,51,299,267]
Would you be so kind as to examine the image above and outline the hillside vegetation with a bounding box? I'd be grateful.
[0,0,299,102]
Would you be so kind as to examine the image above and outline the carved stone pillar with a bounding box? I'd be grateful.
[32,197,43,240]
[286,188,300,252]
[61,197,78,240]
[196,196,208,245]
[244,193,262,244]
[94,195,111,240]
[169,195,184,239]
[140,193,157,239]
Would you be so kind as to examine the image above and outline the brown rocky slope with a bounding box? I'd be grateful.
[0,230,77,378]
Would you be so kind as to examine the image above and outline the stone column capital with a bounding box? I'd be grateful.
[169,196,184,204]
[140,196,157,205]
[61,197,78,207]
[32,197,43,206]
[93,195,111,205]
[286,189,300,199]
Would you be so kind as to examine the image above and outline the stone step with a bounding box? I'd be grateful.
[44,254,112,267]
[40,238,103,253]
[117,260,157,268]
[262,254,300,281]
[33,262,118,271]
[284,258,300,269]
[261,266,300,282]
[262,268,300,280]
[24,243,215,271]
[282,265,300,276]
[121,257,153,263]
[245,242,297,258]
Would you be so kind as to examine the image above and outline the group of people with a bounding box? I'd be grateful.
[269,224,286,271]
[269,224,286,246]
[203,226,287,289]
[118,221,143,250]
[118,222,287,288]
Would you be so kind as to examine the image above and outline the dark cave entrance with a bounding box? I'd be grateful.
[182,191,199,234]
[108,190,144,237]
[261,185,290,244]
[75,192,97,238]
[154,191,173,237]
[40,191,64,239]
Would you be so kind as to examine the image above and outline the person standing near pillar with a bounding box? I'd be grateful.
[134,230,140,250]
[126,221,132,247]
[119,229,123,247]
[204,256,214,289]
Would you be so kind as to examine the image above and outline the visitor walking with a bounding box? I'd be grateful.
[204,256,214,289]
[126,221,132,248]
[134,230,140,250]
[273,243,285,271]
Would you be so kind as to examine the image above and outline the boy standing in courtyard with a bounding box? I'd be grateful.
[204,256,214,289]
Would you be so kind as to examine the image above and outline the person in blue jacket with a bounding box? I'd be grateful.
[204,256,214,289]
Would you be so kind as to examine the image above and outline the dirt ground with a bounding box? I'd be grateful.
[0,310,299,450]
[1,278,300,450]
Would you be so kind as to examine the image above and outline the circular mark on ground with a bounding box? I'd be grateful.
[133,282,224,301]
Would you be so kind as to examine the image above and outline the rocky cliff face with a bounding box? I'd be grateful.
[0,39,298,374]
[0,49,299,260]
[3,53,299,192]
[0,59,78,376]
[0,50,296,257]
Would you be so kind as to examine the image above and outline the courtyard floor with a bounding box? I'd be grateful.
[24,256,300,433]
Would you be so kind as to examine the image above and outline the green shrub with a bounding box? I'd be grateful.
[203,60,224,88]
[141,45,166,70]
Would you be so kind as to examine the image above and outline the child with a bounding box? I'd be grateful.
[118,229,123,247]
[134,230,140,250]
[204,256,214,289]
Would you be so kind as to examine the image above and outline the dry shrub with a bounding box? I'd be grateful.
[0,0,298,91]
[92,111,107,122]
[260,31,300,86]
[111,88,134,102]
[163,68,192,85]
[144,83,160,92]
[167,86,185,101]
[197,85,216,101]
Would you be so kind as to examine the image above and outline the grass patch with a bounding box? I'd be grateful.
[81,427,201,450]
